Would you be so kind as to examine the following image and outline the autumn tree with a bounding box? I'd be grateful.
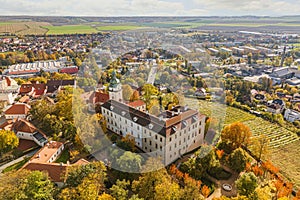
[64,161,107,188]
[228,148,250,173]
[181,174,204,200]
[201,185,210,198]
[0,170,55,200]
[116,134,136,152]
[154,181,181,200]
[236,172,258,197]
[132,158,173,200]
[221,122,252,151]
[250,134,269,162]
[130,90,140,102]
[0,130,19,155]
[122,84,134,101]
[109,179,130,200]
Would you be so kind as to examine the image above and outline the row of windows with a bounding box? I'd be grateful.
[169,129,201,142]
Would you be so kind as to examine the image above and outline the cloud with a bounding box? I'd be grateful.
[192,0,300,16]
[0,0,299,16]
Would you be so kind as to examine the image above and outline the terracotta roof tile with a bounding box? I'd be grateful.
[4,103,30,115]
[22,163,67,182]
[128,100,145,108]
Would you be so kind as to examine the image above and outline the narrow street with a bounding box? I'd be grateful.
[147,64,158,84]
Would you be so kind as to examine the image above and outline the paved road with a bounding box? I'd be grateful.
[147,64,158,85]
[0,148,39,173]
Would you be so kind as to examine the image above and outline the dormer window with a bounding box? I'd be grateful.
[133,117,138,122]
[121,111,126,116]
[172,126,177,132]
[149,123,153,129]
[110,106,114,111]
[192,115,198,121]
[182,120,187,127]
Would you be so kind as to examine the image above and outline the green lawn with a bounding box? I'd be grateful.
[2,157,30,173]
[96,25,143,31]
[44,25,99,35]
[55,149,70,164]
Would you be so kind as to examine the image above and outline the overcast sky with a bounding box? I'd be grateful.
[0,0,299,16]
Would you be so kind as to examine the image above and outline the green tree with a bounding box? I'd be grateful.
[0,130,19,155]
[74,57,82,67]
[154,181,181,200]
[236,172,258,197]
[117,151,142,173]
[0,170,54,200]
[110,179,130,200]
[64,162,107,188]
[228,148,250,173]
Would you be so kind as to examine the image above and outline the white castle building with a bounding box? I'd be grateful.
[101,71,206,165]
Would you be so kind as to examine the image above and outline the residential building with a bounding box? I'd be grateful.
[284,109,300,122]
[0,76,19,104]
[3,103,31,120]
[12,118,48,146]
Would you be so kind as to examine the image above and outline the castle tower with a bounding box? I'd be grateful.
[108,70,123,102]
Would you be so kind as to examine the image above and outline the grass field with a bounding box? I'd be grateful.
[96,25,144,31]
[44,25,99,35]
[185,97,300,189]
[55,149,70,163]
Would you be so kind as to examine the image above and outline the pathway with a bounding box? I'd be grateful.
[0,148,39,173]
[147,64,158,84]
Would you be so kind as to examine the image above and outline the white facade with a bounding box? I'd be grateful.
[284,109,300,122]
[101,100,206,166]
[5,114,27,120]
[0,92,17,104]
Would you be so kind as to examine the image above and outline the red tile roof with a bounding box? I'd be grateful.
[33,83,47,96]
[20,84,34,95]
[4,103,30,115]
[73,158,90,165]
[22,163,67,182]
[60,67,79,74]
[128,100,146,108]
[13,119,46,137]
[90,91,109,104]
[17,139,38,151]
[30,141,63,163]
[8,69,39,75]
[19,95,30,103]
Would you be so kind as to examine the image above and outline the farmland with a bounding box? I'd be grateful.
[44,25,99,35]
[0,22,49,35]
[185,97,300,189]
[96,25,144,31]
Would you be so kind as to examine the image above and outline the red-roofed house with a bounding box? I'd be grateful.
[19,84,35,96]
[60,67,79,74]
[13,118,48,146]
[127,100,146,112]
[22,163,67,185]
[3,103,30,120]
[21,141,89,187]
[88,90,110,112]
[33,83,47,98]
